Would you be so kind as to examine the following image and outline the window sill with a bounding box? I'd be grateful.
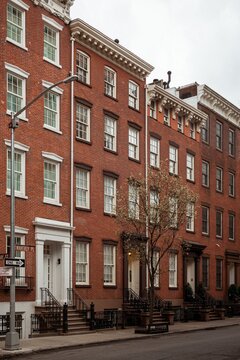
[104,148,118,155]
[186,230,195,234]
[103,285,117,289]
[216,190,223,194]
[104,212,116,218]
[75,284,91,288]
[150,165,160,170]
[76,138,92,145]
[202,184,210,189]
[128,157,140,164]
[43,125,62,135]
[169,286,178,290]
[128,105,140,113]
[6,192,28,200]
[43,57,62,69]
[104,93,118,102]
[202,233,210,237]
[43,199,62,207]
[6,38,28,51]
[75,207,92,212]
[186,179,195,184]
[76,79,92,88]
[6,111,28,122]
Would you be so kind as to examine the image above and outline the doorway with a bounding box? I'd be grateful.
[186,257,195,293]
[128,252,140,295]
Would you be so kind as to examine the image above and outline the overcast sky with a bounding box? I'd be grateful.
[70,0,240,107]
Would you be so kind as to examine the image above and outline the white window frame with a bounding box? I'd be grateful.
[6,234,26,280]
[164,108,170,126]
[128,127,139,160]
[177,115,184,133]
[104,66,116,98]
[229,129,235,156]
[103,244,116,286]
[186,203,194,232]
[150,100,156,118]
[128,81,139,110]
[5,139,29,199]
[42,15,63,67]
[76,50,90,85]
[216,167,223,192]
[7,0,29,50]
[150,190,159,223]
[104,115,117,152]
[202,160,209,187]
[216,121,223,150]
[202,206,209,235]
[190,121,195,139]
[201,118,209,143]
[128,183,139,219]
[150,137,160,168]
[104,176,116,215]
[42,80,63,133]
[76,102,90,142]
[169,197,178,228]
[216,210,223,238]
[169,252,177,288]
[153,250,160,288]
[5,62,29,120]
[76,168,90,209]
[229,172,235,197]
[169,145,178,175]
[42,152,63,206]
[186,153,194,181]
[76,241,89,285]
[229,213,235,241]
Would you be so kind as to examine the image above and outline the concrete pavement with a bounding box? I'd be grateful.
[1,317,240,358]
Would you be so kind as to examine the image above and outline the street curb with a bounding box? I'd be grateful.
[1,322,239,359]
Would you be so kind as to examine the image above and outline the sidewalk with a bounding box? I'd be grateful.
[1,317,240,358]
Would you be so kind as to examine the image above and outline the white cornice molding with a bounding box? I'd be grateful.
[147,84,208,127]
[197,85,240,126]
[70,19,154,80]
[31,0,74,24]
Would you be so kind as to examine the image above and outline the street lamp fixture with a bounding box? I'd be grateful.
[4,74,77,351]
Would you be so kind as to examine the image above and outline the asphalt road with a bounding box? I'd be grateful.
[11,326,240,360]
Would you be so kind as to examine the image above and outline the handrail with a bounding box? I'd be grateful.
[67,288,89,312]
[40,287,62,311]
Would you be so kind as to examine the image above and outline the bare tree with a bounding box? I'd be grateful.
[117,162,198,325]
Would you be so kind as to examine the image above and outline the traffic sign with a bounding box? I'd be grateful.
[5,258,25,267]
[0,267,13,276]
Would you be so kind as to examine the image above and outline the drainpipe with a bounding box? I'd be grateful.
[144,84,149,291]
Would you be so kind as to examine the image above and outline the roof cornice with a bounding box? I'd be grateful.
[198,85,240,126]
[148,84,208,127]
[70,19,154,80]
[31,0,74,23]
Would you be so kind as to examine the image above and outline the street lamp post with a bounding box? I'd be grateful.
[4,75,78,351]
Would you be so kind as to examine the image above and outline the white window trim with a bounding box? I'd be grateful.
[104,66,116,98]
[202,206,209,235]
[169,253,177,288]
[42,152,63,206]
[186,203,194,232]
[229,214,235,241]
[128,183,139,220]
[42,15,63,68]
[169,145,178,175]
[104,115,117,152]
[128,127,139,160]
[186,153,194,181]
[153,250,160,288]
[216,167,223,192]
[76,242,89,285]
[103,244,116,286]
[150,137,160,168]
[7,0,29,50]
[5,139,29,199]
[216,211,223,238]
[5,62,29,120]
[128,80,139,110]
[76,168,90,209]
[4,225,28,234]
[42,80,63,134]
[104,176,117,215]
[76,50,90,85]
[229,172,235,197]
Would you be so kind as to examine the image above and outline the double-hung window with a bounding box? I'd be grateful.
[169,145,178,175]
[150,190,159,223]
[229,213,235,241]
[104,176,116,215]
[229,172,235,197]
[216,258,223,289]
[7,234,25,281]
[43,80,63,132]
[186,203,194,232]
[216,121,222,150]
[128,183,139,219]
[128,81,139,110]
[6,63,29,118]
[76,102,90,142]
[104,67,116,98]
[201,118,209,143]
[169,252,177,288]
[7,0,29,49]
[228,129,235,156]
[202,160,209,187]
[104,115,117,152]
[202,206,209,235]
[186,153,194,181]
[43,15,63,67]
[128,127,139,160]
[150,137,160,168]
[42,152,63,206]
[76,241,89,285]
[169,197,178,228]
[153,250,160,287]
[216,167,223,192]
[164,108,170,126]
[76,51,90,84]
[202,257,209,289]
[76,168,90,209]
[190,122,195,139]
[216,210,223,238]
[150,100,156,118]
[5,140,29,199]
[103,244,116,286]
[177,115,183,133]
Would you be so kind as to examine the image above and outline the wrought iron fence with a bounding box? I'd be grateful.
[0,314,23,338]
[31,312,62,335]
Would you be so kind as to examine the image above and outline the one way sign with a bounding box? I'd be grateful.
[5,258,25,267]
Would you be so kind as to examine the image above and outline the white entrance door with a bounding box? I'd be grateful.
[128,253,140,295]
[229,263,235,286]
[43,244,53,292]
[187,258,195,293]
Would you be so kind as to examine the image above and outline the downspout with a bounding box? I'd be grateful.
[145,84,149,291]
[69,34,75,293]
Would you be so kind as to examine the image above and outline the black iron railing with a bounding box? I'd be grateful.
[0,314,23,338]
[67,288,89,316]
[0,276,34,290]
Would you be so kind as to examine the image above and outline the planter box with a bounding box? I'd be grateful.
[199,308,210,321]
[163,311,175,325]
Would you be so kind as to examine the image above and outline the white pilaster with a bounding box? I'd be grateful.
[35,239,44,306]
[61,243,70,303]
